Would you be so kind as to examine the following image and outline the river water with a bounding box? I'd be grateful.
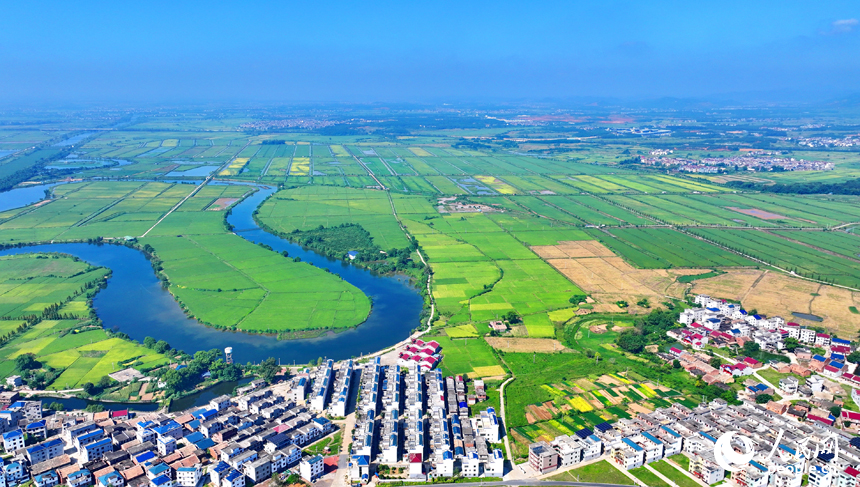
[0,182,424,366]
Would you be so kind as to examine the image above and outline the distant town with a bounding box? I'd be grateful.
[642,153,834,174]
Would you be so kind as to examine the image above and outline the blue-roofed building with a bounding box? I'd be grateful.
[5,462,25,484]
[2,429,24,452]
[150,474,174,487]
[700,432,717,443]
[831,353,845,362]
[194,409,216,421]
[82,437,113,462]
[594,422,613,432]
[613,438,645,469]
[195,438,215,450]
[135,451,158,465]
[25,420,47,439]
[813,354,827,363]
[147,463,171,481]
[33,470,59,487]
[98,471,125,487]
[26,437,64,464]
[74,428,105,450]
[208,461,231,485]
[67,469,91,487]
[349,455,370,483]
[184,432,205,444]
[152,420,183,440]
[222,469,244,487]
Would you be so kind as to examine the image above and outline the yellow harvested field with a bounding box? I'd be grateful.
[218,157,249,176]
[162,139,179,147]
[475,175,518,195]
[469,365,506,378]
[547,307,578,323]
[532,240,705,312]
[485,337,569,353]
[408,147,433,157]
[289,157,310,176]
[692,269,860,335]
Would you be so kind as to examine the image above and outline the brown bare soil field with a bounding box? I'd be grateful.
[589,324,608,334]
[628,403,653,414]
[526,404,553,422]
[597,374,623,387]
[532,241,706,312]
[485,337,569,353]
[727,207,786,220]
[692,269,860,335]
[208,197,239,211]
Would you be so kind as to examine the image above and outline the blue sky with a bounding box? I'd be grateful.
[1,1,858,103]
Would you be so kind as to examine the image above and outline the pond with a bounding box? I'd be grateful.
[792,312,823,322]
[0,182,66,212]
[0,182,424,365]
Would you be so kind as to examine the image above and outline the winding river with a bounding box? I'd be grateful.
[0,182,424,365]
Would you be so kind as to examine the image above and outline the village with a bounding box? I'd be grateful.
[0,336,508,487]
[641,155,834,174]
[522,294,860,487]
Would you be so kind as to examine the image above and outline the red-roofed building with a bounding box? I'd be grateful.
[840,466,860,487]
[833,345,852,354]
[669,347,682,356]
[112,409,129,420]
[841,410,860,422]
[742,357,762,369]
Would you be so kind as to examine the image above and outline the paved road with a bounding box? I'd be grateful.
[382,481,639,487]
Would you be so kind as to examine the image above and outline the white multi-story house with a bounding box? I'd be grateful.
[2,430,24,452]
[460,451,481,477]
[176,466,201,487]
[300,456,324,482]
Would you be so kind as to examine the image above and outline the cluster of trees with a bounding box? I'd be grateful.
[616,309,681,353]
[726,178,860,195]
[156,348,244,396]
[80,376,116,396]
[272,223,423,274]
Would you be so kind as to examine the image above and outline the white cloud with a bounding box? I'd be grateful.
[826,18,858,35]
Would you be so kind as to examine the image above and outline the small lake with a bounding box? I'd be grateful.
[45,159,134,170]
[0,182,67,212]
[166,165,218,177]
[53,132,97,147]
[33,396,161,412]
[792,312,823,322]
[0,182,424,365]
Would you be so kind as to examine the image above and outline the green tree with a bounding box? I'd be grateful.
[755,394,773,404]
[154,340,171,354]
[97,376,114,390]
[743,341,761,355]
[143,336,156,348]
[672,359,681,369]
[783,337,800,353]
[709,357,722,369]
[830,406,843,418]
[85,404,105,413]
[81,382,96,395]
[616,330,646,354]
[258,357,280,383]
[15,353,40,371]
[847,352,860,364]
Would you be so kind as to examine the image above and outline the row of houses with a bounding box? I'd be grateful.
[350,359,501,483]
[532,397,860,487]
[0,376,339,487]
